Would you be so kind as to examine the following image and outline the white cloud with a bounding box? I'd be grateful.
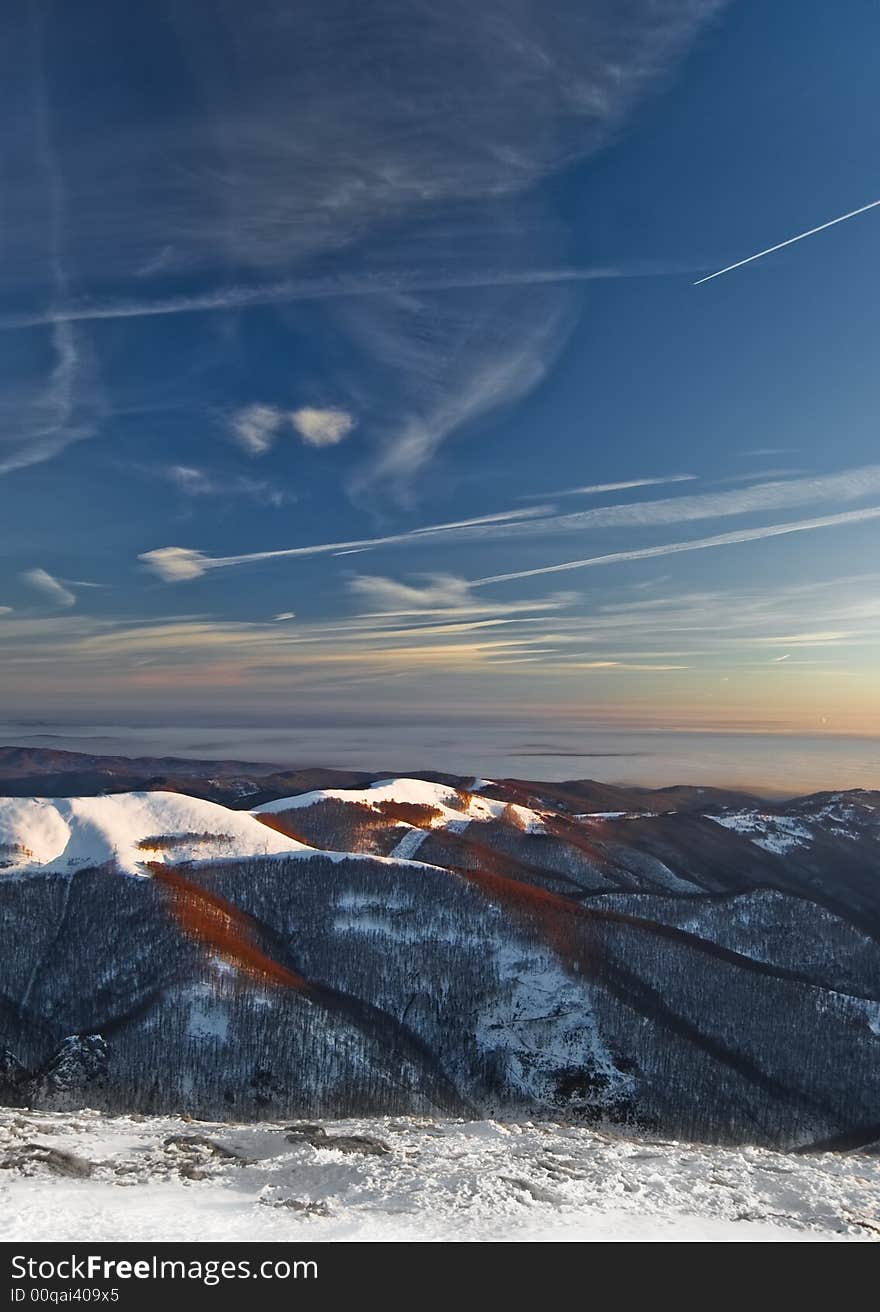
[751,631,853,647]
[352,581,575,624]
[138,548,211,583]
[291,407,355,448]
[522,474,697,500]
[164,465,223,494]
[349,574,474,612]
[230,404,283,455]
[231,403,356,458]
[561,660,690,672]
[273,611,296,622]
[156,464,290,506]
[138,505,549,581]
[21,568,76,608]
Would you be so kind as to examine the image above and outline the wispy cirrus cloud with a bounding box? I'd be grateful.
[0,264,680,333]
[0,565,876,723]
[2,1,726,489]
[529,572,880,662]
[21,568,76,608]
[342,291,575,498]
[470,465,880,540]
[139,463,880,582]
[0,320,104,477]
[0,13,104,476]
[473,505,880,586]
[712,468,809,485]
[521,474,697,500]
[0,567,586,702]
[152,464,291,507]
[3,1,724,282]
[750,631,855,647]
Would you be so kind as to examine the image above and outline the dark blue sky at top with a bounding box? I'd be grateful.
[0,0,878,732]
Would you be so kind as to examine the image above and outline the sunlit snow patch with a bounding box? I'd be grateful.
[253,776,547,833]
[0,791,309,876]
[708,812,813,854]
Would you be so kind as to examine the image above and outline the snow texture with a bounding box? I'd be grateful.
[389,828,430,860]
[0,791,308,876]
[0,1107,876,1243]
[253,777,545,832]
[709,812,814,854]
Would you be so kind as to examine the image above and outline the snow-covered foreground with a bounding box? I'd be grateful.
[1,1108,876,1243]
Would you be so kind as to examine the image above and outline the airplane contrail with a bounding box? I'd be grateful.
[0,263,691,332]
[694,198,880,285]
[471,505,880,586]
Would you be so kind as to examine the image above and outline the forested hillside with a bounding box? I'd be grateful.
[1,766,878,1149]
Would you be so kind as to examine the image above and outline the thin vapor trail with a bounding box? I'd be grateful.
[694,198,880,285]
[0,264,692,332]
[472,505,880,586]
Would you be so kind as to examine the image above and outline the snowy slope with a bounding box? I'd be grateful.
[1,775,879,1144]
[253,776,546,830]
[0,791,309,876]
[708,812,814,854]
[2,779,873,880]
[706,793,880,854]
[0,1107,875,1243]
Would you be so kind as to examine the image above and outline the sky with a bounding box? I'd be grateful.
[1,0,879,753]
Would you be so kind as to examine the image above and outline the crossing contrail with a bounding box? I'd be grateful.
[694,198,880,285]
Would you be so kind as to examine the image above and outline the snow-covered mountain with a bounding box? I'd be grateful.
[1,764,879,1150]
[0,791,308,874]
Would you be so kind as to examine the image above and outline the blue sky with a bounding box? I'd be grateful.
[1,0,879,738]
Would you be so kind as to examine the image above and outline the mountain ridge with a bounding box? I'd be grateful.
[0,753,877,1149]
